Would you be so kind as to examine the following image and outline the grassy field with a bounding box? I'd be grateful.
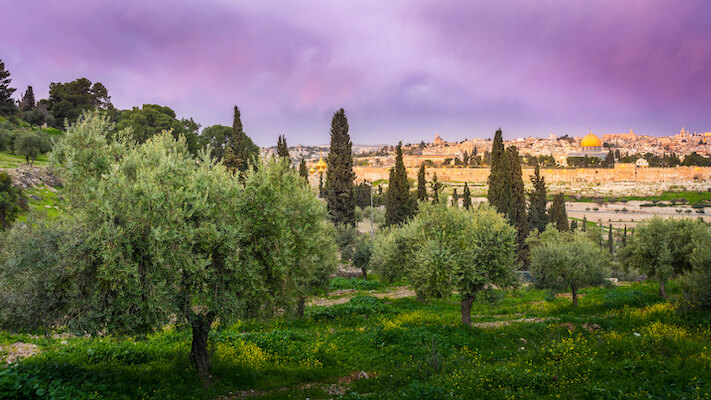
[565,191,711,207]
[18,186,64,221]
[0,279,708,399]
[0,151,49,169]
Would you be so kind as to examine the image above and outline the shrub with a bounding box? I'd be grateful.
[308,295,392,320]
[335,223,358,262]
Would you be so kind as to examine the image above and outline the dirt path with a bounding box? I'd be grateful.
[307,286,415,307]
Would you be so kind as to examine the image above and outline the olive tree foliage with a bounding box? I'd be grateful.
[621,217,706,298]
[682,225,711,310]
[371,203,517,325]
[6,112,337,375]
[528,226,609,306]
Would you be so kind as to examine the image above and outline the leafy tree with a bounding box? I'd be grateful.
[417,163,427,202]
[0,59,17,115]
[223,106,260,175]
[325,109,356,226]
[201,124,232,160]
[371,203,517,325]
[683,227,711,310]
[528,163,548,232]
[487,129,512,219]
[529,228,609,306]
[507,146,528,264]
[602,150,615,168]
[46,78,112,128]
[276,134,290,163]
[18,86,35,112]
[0,172,20,230]
[353,235,373,279]
[116,104,201,155]
[570,219,578,231]
[430,173,443,204]
[14,131,51,166]
[582,215,588,232]
[621,218,705,298]
[299,158,308,183]
[548,193,569,231]
[462,182,472,209]
[385,142,415,226]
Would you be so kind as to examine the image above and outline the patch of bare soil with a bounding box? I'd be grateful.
[307,286,416,307]
[1,342,41,364]
[555,293,586,299]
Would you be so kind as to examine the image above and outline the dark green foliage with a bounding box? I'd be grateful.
[325,108,356,226]
[14,131,51,166]
[622,225,627,246]
[487,129,512,219]
[528,163,548,232]
[462,182,472,209]
[608,224,614,254]
[335,223,358,262]
[0,59,17,115]
[223,106,260,174]
[385,142,415,226]
[582,215,588,231]
[429,173,443,204]
[602,150,615,168]
[308,295,392,320]
[507,146,528,265]
[201,124,231,160]
[46,78,112,128]
[570,219,578,231]
[116,104,201,155]
[299,158,308,183]
[0,172,20,229]
[18,85,35,112]
[276,134,290,163]
[681,152,711,167]
[451,188,458,208]
[548,193,569,231]
[352,235,373,279]
[354,181,372,209]
[417,163,427,202]
[22,107,47,126]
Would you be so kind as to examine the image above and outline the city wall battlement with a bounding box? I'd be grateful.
[354,164,711,184]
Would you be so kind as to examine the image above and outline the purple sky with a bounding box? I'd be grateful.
[2,1,711,145]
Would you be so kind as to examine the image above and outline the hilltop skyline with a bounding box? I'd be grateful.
[2,1,711,146]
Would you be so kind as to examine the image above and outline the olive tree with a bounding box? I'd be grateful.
[371,203,517,325]
[529,227,609,305]
[14,131,51,166]
[621,217,704,298]
[4,112,337,375]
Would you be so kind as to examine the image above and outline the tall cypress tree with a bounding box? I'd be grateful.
[570,219,578,231]
[582,215,588,232]
[622,225,627,247]
[487,129,512,219]
[507,146,528,264]
[430,173,443,204]
[385,142,415,226]
[0,59,17,116]
[326,108,356,226]
[528,162,548,232]
[276,134,290,163]
[298,158,308,183]
[417,163,427,202]
[451,188,458,208]
[608,224,614,254]
[548,193,569,231]
[462,182,472,209]
[19,86,35,112]
[223,106,258,174]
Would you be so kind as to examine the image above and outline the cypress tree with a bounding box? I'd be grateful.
[0,59,17,116]
[430,173,443,204]
[462,182,472,209]
[582,215,587,232]
[528,162,548,232]
[276,134,290,163]
[325,108,356,226]
[451,188,458,208]
[507,146,528,264]
[487,129,512,219]
[417,163,427,202]
[570,219,578,231]
[608,224,614,254]
[385,142,415,226]
[223,106,258,174]
[19,86,35,112]
[548,193,569,231]
[299,158,308,183]
[622,225,627,247]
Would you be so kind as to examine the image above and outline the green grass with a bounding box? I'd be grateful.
[0,151,49,168]
[565,191,711,207]
[0,280,708,399]
[19,186,65,221]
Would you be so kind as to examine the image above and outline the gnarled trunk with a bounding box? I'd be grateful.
[361,267,367,280]
[297,296,306,317]
[190,317,213,376]
[660,280,667,299]
[571,286,578,306]
[461,296,475,326]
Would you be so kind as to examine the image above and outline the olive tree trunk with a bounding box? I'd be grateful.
[571,286,578,306]
[659,280,667,299]
[190,316,214,376]
[461,296,475,326]
[297,296,306,318]
[361,267,367,280]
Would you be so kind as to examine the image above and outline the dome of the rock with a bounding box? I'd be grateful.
[580,133,602,148]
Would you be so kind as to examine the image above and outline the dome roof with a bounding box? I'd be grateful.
[580,133,602,147]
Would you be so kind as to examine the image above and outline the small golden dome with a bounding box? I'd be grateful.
[315,157,327,172]
[580,133,602,147]
[309,167,316,174]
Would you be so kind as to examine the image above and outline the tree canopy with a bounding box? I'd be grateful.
[116,104,201,155]
[0,59,17,116]
[223,106,260,174]
[325,108,356,226]
[385,142,415,226]
[46,77,112,128]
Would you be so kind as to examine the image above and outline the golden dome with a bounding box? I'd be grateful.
[309,167,316,174]
[580,133,602,147]
[314,157,327,173]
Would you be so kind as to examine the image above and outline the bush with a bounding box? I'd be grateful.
[335,223,358,262]
[308,295,392,320]
[352,235,373,278]
[329,277,384,291]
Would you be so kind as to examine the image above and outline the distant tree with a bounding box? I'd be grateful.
[14,132,51,167]
[46,78,112,128]
[352,235,373,279]
[582,215,588,232]
[488,129,512,219]
[202,124,232,160]
[417,163,427,202]
[18,86,35,112]
[385,142,415,226]
[621,218,705,298]
[621,225,627,247]
[507,146,528,264]
[602,150,615,168]
[570,219,578,231]
[529,228,609,306]
[615,149,621,159]
[325,108,356,226]
[528,163,548,232]
[451,188,458,208]
[608,224,614,254]
[354,181,372,209]
[22,107,47,126]
[371,203,517,325]
[548,193,569,231]
[276,134,290,163]
[0,172,20,230]
[299,158,308,183]
[0,60,17,116]
[462,182,472,209]
[117,104,201,155]
[430,173,443,204]
[223,106,260,174]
